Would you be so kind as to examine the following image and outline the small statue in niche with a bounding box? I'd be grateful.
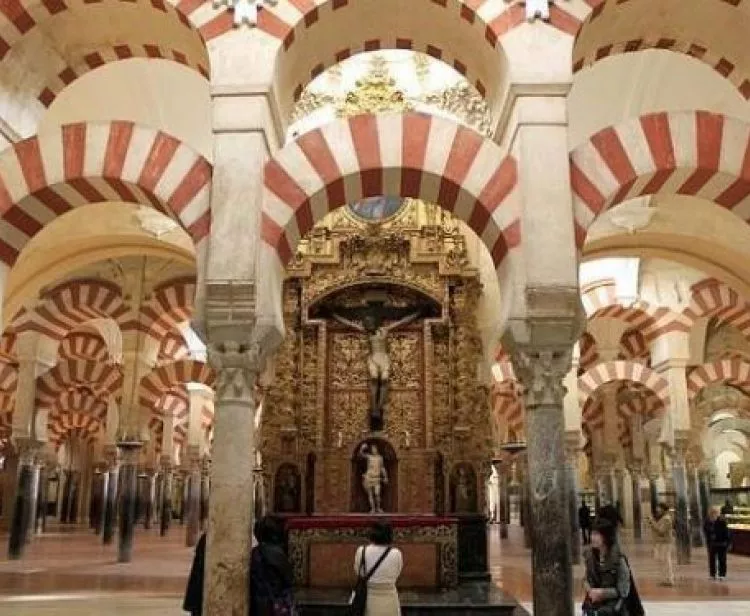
[332,307,421,431]
[452,465,476,513]
[275,465,301,513]
[359,443,388,514]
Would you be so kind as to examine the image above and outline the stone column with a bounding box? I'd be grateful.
[513,348,574,616]
[671,436,691,564]
[160,457,173,537]
[564,431,581,564]
[698,468,711,522]
[200,458,210,531]
[648,471,659,517]
[94,469,108,535]
[495,461,509,539]
[614,468,626,519]
[7,439,40,559]
[35,462,48,534]
[24,455,40,544]
[102,450,119,545]
[629,464,643,541]
[143,471,156,530]
[117,442,142,563]
[185,448,202,547]
[688,462,704,547]
[596,456,616,507]
[519,456,532,549]
[205,335,261,616]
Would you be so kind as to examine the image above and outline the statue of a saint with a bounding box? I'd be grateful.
[359,443,388,514]
[332,308,420,430]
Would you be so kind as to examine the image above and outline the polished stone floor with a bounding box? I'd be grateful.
[0,522,748,614]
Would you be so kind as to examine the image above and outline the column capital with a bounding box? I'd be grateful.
[117,441,142,465]
[12,437,42,465]
[208,340,262,403]
[511,346,572,409]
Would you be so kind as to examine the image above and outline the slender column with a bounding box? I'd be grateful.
[95,470,108,535]
[36,463,48,534]
[24,457,40,544]
[185,448,202,547]
[648,471,659,517]
[495,461,509,539]
[160,458,173,537]
[519,457,532,549]
[67,472,79,523]
[200,458,210,531]
[564,431,581,565]
[596,456,616,507]
[143,472,156,530]
[698,469,711,522]
[688,462,704,547]
[671,436,691,564]
[513,348,574,616]
[629,465,643,541]
[205,338,260,616]
[7,439,40,559]
[102,451,120,545]
[117,442,142,563]
[614,468,625,518]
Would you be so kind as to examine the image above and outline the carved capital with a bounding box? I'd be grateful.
[511,346,571,409]
[117,441,142,465]
[208,340,261,403]
[14,438,42,466]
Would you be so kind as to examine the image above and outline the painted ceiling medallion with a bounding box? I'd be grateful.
[213,0,277,27]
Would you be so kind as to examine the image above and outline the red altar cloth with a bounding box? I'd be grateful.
[283,514,458,530]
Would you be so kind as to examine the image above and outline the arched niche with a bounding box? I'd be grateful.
[350,437,398,514]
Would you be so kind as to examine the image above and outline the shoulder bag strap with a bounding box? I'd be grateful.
[364,547,392,582]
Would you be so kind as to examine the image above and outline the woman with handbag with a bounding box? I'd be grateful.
[582,518,631,616]
[250,516,297,616]
[351,521,403,616]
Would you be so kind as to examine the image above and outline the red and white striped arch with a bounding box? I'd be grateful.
[59,332,110,362]
[262,112,519,276]
[580,279,617,316]
[50,389,108,419]
[152,388,189,419]
[159,331,190,362]
[139,358,215,408]
[132,277,195,341]
[570,111,750,248]
[0,121,211,266]
[0,361,17,393]
[578,332,599,372]
[573,0,750,100]
[589,302,688,342]
[687,358,750,400]
[683,278,750,338]
[619,328,648,361]
[47,411,102,447]
[11,279,129,341]
[578,360,670,408]
[36,359,122,407]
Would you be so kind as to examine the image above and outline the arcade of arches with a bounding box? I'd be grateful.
[2,1,750,615]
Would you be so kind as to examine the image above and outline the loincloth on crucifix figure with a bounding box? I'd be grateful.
[331,303,422,431]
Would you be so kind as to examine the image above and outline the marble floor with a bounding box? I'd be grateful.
[0,522,748,615]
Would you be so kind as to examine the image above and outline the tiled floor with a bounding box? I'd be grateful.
[0,522,748,615]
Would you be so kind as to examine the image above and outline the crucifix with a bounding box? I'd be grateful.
[330,302,422,431]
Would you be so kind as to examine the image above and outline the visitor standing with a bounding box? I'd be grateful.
[579,501,592,544]
[582,518,631,616]
[250,516,297,616]
[183,532,206,616]
[704,506,731,581]
[352,521,403,616]
[648,503,675,586]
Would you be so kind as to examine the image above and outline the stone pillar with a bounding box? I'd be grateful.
[688,463,704,547]
[24,456,40,544]
[185,449,202,547]
[200,458,210,531]
[614,468,626,519]
[564,431,581,564]
[596,456,616,507]
[513,348,574,616]
[629,465,643,541]
[143,472,156,530]
[495,461,509,539]
[36,463,48,534]
[94,470,108,535]
[698,468,711,522]
[519,457,532,549]
[671,437,691,564]
[160,460,173,537]
[204,335,261,616]
[648,471,659,517]
[7,439,40,559]
[102,451,120,545]
[117,442,142,563]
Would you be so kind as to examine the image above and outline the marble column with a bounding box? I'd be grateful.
[95,471,108,535]
[35,464,48,534]
[514,349,574,616]
[60,471,71,523]
[24,457,40,544]
[596,458,616,507]
[614,468,626,518]
[7,440,40,559]
[688,464,704,547]
[200,459,210,532]
[698,469,711,522]
[185,451,202,548]
[519,459,532,549]
[205,339,260,616]
[498,464,509,539]
[117,442,142,563]
[160,462,173,537]
[671,438,691,565]
[648,473,659,517]
[564,431,581,565]
[629,466,643,541]
[102,455,119,545]
[143,472,156,530]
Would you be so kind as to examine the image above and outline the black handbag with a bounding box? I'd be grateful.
[349,546,392,616]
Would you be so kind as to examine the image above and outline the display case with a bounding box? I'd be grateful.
[712,488,750,556]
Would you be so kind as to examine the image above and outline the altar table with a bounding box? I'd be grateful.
[283,514,459,589]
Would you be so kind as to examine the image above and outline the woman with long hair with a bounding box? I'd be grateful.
[583,518,631,616]
[250,516,297,615]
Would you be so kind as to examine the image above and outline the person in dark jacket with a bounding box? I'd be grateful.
[579,502,592,544]
[704,506,731,580]
[583,518,631,616]
[183,533,206,616]
[250,516,296,615]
